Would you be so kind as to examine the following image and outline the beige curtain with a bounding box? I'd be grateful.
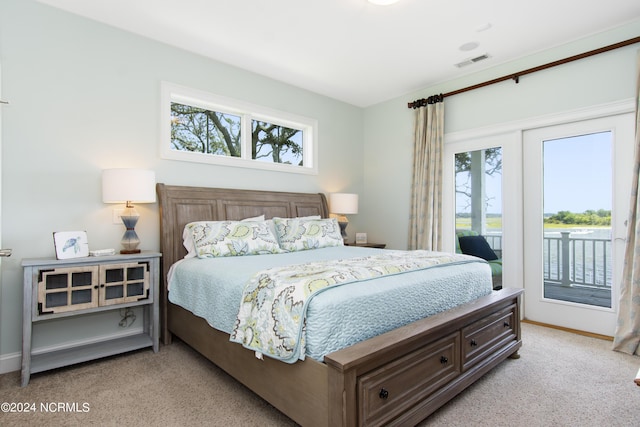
[613,50,640,355]
[408,96,444,251]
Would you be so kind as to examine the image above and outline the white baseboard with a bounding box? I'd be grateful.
[0,327,143,375]
[0,350,21,374]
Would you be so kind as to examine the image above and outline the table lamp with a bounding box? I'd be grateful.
[329,193,358,241]
[102,169,156,254]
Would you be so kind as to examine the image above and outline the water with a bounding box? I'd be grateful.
[543,228,612,287]
[543,228,611,240]
[481,227,613,287]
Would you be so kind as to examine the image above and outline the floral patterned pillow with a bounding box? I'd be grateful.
[273,217,343,251]
[186,220,282,258]
[182,215,265,259]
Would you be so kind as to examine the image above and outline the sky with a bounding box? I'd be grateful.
[543,131,611,214]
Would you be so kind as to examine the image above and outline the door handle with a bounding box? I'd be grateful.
[0,249,12,257]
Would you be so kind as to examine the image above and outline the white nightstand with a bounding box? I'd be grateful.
[21,252,161,386]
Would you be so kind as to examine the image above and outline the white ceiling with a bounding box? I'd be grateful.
[38,0,640,107]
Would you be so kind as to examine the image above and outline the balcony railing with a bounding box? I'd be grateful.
[481,230,612,307]
[483,231,612,289]
[543,231,611,289]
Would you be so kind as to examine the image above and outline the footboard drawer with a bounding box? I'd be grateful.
[357,332,460,427]
[461,303,517,371]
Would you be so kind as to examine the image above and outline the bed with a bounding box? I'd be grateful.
[157,183,523,426]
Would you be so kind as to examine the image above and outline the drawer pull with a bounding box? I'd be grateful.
[440,356,448,365]
[379,388,389,400]
[504,321,510,328]
[470,339,478,347]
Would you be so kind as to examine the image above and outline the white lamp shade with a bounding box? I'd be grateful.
[329,193,359,215]
[102,169,156,203]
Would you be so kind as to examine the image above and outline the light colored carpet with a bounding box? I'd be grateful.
[421,323,639,426]
[1,323,638,426]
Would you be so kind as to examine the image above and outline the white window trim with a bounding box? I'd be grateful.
[160,81,318,174]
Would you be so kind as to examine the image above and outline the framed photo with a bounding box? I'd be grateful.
[355,232,368,245]
[53,231,89,259]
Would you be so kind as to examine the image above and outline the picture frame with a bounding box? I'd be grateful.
[53,231,89,259]
[355,232,368,245]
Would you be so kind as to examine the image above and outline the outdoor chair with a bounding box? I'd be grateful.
[455,230,503,290]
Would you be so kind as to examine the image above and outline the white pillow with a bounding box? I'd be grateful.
[183,215,265,258]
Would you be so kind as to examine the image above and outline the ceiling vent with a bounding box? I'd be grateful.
[455,53,490,68]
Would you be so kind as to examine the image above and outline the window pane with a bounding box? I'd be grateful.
[171,102,241,157]
[455,147,502,288]
[542,132,612,308]
[455,148,502,234]
[251,120,303,166]
[162,82,317,174]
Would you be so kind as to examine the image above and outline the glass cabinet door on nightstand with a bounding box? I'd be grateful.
[37,266,99,314]
[37,262,151,314]
[100,262,150,306]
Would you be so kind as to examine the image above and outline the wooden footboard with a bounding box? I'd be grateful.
[325,287,522,426]
[168,287,522,427]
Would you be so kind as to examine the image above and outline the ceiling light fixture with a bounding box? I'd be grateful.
[368,0,400,5]
[459,42,479,52]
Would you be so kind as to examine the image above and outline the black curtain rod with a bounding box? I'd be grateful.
[408,36,640,109]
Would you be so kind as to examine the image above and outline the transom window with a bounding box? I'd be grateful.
[161,82,317,174]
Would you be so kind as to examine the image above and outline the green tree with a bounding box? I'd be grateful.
[455,148,502,211]
[455,148,502,176]
[171,103,302,165]
[170,104,240,156]
[544,210,611,226]
[252,121,302,165]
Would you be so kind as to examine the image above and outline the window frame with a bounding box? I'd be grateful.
[160,82,318,174]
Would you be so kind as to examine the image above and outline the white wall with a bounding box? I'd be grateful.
[362,20,640,250]
[0,0,364,368]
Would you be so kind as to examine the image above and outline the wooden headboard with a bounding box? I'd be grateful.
[156,183,329,336]
[157,183,329,266]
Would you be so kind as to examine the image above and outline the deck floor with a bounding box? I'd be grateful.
[544,282,612,308]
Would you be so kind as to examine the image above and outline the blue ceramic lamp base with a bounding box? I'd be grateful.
[120,207,141,254]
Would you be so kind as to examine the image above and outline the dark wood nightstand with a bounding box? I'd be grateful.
[345,243,386,249]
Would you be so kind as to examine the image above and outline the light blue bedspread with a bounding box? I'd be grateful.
[168,246,492,361]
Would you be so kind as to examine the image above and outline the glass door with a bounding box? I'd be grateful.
[523,113,634,335]
[455,147,503,289]
[443,132,519,290]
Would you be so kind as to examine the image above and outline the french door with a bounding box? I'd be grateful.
[522,113,634,336]
[443,131,523,290]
